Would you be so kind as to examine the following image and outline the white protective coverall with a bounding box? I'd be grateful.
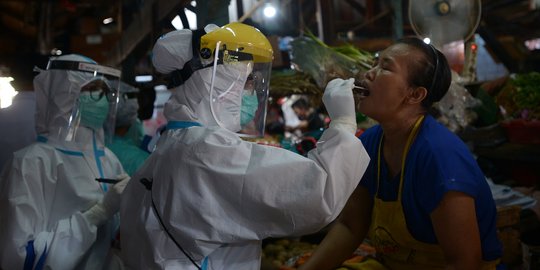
[0,54,126,270]
[120,28,370,270]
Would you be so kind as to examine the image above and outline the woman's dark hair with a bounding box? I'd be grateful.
[396,37,452,108]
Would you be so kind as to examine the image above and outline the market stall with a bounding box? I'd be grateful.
[260,36,540,270]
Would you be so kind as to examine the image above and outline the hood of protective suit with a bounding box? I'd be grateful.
[163,63,250,131]
[34,54,99,136]
[154,28,251,132]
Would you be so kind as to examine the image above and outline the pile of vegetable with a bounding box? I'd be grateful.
[290,32,374,89]
[261,239,377,270]
[269,69,321,97]
[269,32,375,98]
[496,72,540,120]
[262,238,317,269]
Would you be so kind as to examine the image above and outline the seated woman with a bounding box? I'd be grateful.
[299,37,502,270]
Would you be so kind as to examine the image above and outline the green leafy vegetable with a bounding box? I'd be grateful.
[496,72,540,120]
[289,31,374,89]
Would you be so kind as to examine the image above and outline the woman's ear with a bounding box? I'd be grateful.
[407,86,428,105]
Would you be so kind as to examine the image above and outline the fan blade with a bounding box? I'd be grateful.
[408,0,481,46]
[447,0,481,40]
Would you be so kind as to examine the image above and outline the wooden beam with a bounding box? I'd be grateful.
[299,0,316,34]
[319,0,336,44]
[0,12,37,38]
[477,24,519,73]
[343,0,365,14]
[350,8,391,32]
[390,0,403,39]
[104,0,186,66]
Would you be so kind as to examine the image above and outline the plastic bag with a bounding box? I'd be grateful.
[434,81,481,133]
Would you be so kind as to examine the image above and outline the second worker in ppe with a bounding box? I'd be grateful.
[107,81,150,176]
[120,22,370,270]
[0,54,130,270]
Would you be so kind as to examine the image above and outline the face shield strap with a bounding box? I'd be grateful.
[219,49,253,64]
[166,31,254,89]
[47,60,121,79]
[167,29,207,89]
[167,60,205,89]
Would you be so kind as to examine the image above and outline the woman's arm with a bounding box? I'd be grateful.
[431,191,482,270]
[299,186,373,270]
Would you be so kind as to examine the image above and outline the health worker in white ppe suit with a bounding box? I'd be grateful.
[107,80,149,176]
[120,22,370,270]
[0,54,130,270]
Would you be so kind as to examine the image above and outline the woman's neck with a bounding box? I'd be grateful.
[381,111,425,146]
[379,111,425,178]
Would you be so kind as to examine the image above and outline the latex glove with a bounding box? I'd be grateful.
[323,78,357,134]
[83,174,131,226]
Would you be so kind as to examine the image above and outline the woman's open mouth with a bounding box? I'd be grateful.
[353,81,370,97]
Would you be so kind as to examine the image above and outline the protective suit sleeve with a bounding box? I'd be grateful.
[146,125,369,251]
[242,127,370,237]
[0,155,99,270]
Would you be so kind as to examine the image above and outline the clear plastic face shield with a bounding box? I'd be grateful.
[114,80,140,128]
[205,43,272,137]
[45,60,121,143]
[115,81,144,144]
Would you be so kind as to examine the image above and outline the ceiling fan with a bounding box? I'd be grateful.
[409,0,482,82]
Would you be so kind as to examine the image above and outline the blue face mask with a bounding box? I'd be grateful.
[79,91,110,130]
[240,92,259,126]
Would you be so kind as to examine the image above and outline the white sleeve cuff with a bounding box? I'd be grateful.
[329,116,357,134]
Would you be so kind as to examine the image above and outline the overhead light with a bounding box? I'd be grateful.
[423,37,431,44]
[50,48,62,55]
[525,38,540,50]
[103,17,114,25]
[154,85,168,92]
[263,4,277,18]
[171,16,182,29]
[135,75,153,83]
[171,8,197,30]
[0,77,17,109]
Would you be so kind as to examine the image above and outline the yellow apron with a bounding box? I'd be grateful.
[356,115,498,270]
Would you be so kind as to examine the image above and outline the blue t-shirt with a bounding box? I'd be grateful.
[359,115,502,261]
